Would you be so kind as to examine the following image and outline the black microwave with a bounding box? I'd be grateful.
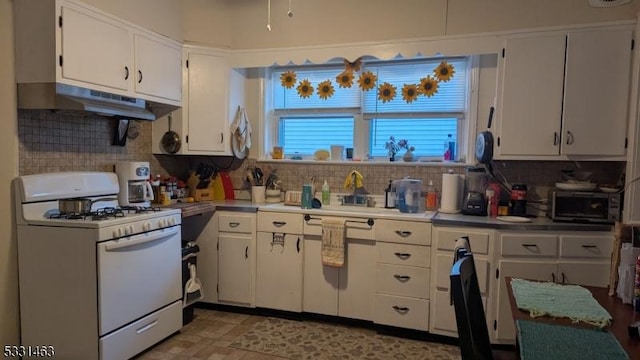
[548,190,622,224]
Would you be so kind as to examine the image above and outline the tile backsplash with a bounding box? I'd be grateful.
[18,110,158,175]
[19,109,625,209]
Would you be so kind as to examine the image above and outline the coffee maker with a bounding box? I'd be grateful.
[462,167,489,216]
[114,161,154,207]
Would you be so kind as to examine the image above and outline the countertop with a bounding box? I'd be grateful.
[165,200,613,231]
[432,212,613,231]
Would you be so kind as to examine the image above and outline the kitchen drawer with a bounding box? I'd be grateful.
[501,233,557,257]
[218,213,255,233]
[100,300,182,360]
[559,234,612,259]
[257,211,303,233]
[374,293,429,331]
[376,219,431,245]
[435,228,489,254]
[303,215,375,240]
[376,242,430,268]
[434,253,489,293]
[376,264,430,299]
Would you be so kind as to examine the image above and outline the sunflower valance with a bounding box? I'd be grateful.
[279,58,456,104]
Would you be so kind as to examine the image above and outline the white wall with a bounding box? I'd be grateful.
[183,0,638,49]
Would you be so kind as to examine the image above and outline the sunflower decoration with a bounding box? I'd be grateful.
[280,71,297,89]
[297,79,314,99]
[418,76,439,97]
[433,61,455,82]
[377,82,397,103]
[358,71,377,92]
[317,80,335,100]
[401,84,419,104]
[336,71,354,88]
[343,57,362,73]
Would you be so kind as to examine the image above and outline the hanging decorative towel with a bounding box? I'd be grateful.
[230,106,252,159]
[321,218,346,267]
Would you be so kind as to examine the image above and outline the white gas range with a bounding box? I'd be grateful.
[15,172,183,360]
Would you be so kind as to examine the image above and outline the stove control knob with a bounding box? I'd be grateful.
[143,222,151,231]
[128,225,135,234]
[113,228,122,238]
[124,226,131,236]
[168,217,176,226]
[158,219,167,228]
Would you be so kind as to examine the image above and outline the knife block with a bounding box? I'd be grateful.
[188,172,214,201]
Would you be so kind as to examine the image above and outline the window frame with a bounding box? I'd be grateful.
[262,56,480,164]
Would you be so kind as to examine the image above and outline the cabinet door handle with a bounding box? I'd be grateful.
[553,132,559,146]
[220,133,224,143]
[394,252,412,260]
[124,66,129,80]
[392,305,409,313]
[394,230,412,237]
[566,131,574,145]
[272,221,287,227]
[393,275,411,282]
[296,237,300,253]
[229,222,240,228]
[561,272,566,284]
[551,272,556,283]
[245,246,248,259]
[138,70,143,83]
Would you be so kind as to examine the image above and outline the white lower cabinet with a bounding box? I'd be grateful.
[302,215,376,321]
[494,231,613,343]
[217,212,256,307]
[256,211,304,312]
[429,227,495,339]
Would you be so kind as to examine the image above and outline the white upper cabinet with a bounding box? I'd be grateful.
[496,27,633,159]
[152,45,246,155]
[60,5,132,92]
[14,0,181,106]
[562,29,632,156]
[133,34,182,103]
[184,49,229,154]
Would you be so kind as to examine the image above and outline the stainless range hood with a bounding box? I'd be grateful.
[17,83,179,120]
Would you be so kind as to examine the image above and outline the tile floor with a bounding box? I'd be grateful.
[134,308,461,360]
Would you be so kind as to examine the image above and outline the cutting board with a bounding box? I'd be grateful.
[220,172,235,199]
[212,174,226,200]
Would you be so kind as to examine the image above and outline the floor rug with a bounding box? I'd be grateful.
[229,317,461,360]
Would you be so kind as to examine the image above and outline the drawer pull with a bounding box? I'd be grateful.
[393,274,411,282]
[136,320,158,334]
[229,222,240,228]
[581,245,598,249]
[392,305,410,314]
[395,230,412,237]
[272,221,287,227]
[394,252,412,260]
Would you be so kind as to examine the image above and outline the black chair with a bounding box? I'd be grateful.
[450,252,494,360]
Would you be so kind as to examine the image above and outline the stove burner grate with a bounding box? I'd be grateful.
[49,207,126,221]
[120,206,162,214]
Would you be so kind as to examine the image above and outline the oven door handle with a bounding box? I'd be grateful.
[105,227,179,251]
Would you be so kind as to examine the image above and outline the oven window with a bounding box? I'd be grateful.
[555,197,608,219]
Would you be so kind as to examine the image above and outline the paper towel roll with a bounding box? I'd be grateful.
[440,173,461,213]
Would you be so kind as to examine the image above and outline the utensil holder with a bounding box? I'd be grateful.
[251,185,266,203]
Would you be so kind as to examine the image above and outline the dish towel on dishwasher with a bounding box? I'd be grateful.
[321,219,346,267]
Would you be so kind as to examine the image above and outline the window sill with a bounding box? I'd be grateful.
[256,158,472,167]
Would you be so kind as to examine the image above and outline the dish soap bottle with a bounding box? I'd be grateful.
[321,180,330,205]
[426,180,438,211]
